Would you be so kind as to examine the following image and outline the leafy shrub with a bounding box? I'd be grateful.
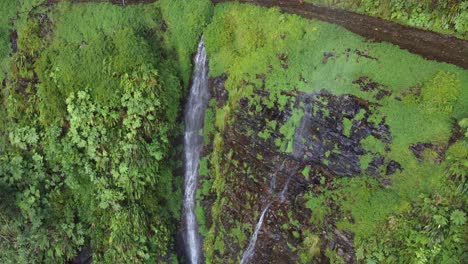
[358,188,467,263]
[445,119,468,184]
[421,71,461,114]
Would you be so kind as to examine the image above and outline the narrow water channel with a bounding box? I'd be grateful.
[183,38,210,264]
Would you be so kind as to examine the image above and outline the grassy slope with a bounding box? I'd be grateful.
[203,2,467,261]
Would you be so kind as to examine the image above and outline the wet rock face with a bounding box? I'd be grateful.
[209,74,229,107]
[291,91,392,177]
[205,77,400,263]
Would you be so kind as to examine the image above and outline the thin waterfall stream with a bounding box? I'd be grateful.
[183,38,210,264]
[239,201,273,264]
[240,98,312,263]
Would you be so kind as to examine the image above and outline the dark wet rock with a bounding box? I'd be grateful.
[379,177,393,186]
[208,73,228,107]
[386,160,402,175]
[449,120,464,145]
[277,53,288,61]
[289,91,391,177]
[352,76,392,100]
[323,228,355,263]
[401,84,422,98]
[68,244,92,264]
[354,48,378,61]
[366,155,385,176]
[353,77,379,92]
[9,30,17,52]
[322,51,334,64]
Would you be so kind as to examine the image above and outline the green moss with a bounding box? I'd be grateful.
[229,223,247,245]
[421,71,461,114]
[196,199,209,238]
[298,232,321,263]
[342,118,353,137]
[361,136,386,154]
[279,108,304,153]
[360,153,374,170]
[302,166,311,179]
[305,0,468,39]
[305,192,329,226]
[0,0,26,82]
[203,99,216,145]
[35,2,164,123]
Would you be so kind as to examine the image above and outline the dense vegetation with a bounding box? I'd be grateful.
[0,0,211,262]
[200,2,467,263]
[306,0,468,39]
[0,0,466,263]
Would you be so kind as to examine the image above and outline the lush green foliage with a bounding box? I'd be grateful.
[158,0,213,87]
[0,0,15,82]
[0,1,210,262]
[357,135,468,263]
[0,0,466,263]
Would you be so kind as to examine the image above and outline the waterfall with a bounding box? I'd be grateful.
[240,97,312,263]
[240,164,285,264]
[183,38,210,264]
[280,96,313,201]
[240,202,273,264]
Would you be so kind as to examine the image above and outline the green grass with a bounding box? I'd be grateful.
[203,99,217,145]
[279,107,304,152]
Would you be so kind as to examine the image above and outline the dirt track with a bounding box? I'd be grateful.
[213,0,468,69]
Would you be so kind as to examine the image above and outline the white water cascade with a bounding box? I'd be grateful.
[183,38,210,264]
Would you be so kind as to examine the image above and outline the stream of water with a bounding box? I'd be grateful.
[240,98,312,263]
[239,201,273,264]
[183,38,210,264]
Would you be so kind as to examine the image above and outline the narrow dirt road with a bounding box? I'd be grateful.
[213,0,468,69]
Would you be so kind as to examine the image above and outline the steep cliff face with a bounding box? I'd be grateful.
[197,2,467,263]
[201,74,398,263]
[201,71,463,264]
